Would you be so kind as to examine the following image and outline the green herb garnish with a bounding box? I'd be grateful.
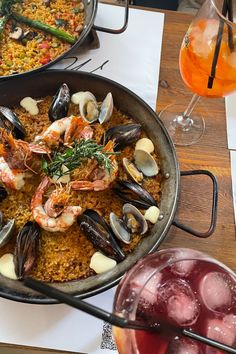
[42,139,117,178]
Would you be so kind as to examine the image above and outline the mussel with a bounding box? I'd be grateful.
[0,186,7,202]
[0,106,26,139]
[104,124,142,151]
[110,203,148,244]
[14,221,41,279]
[48,83,70,122]
[113,181,157,209]
[77,209,125,262]
[0,212,15,248]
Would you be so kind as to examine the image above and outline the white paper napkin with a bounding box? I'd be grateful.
[230,151,236,224]
[0,4,164,353]
[52,3,164,110]
[225,94,236,150]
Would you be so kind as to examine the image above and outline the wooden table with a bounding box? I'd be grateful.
[0,7,235,354]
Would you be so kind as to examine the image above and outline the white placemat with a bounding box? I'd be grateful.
[0,4,164,354]
[230,151,236,225]
[225,93,236,151]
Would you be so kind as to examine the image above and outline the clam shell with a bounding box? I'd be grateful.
[135,138,154,153]
[134,149,159,177]
[123,203,148,235]
[122,158,143,184]
[109,212,131,244]
[98,92,113,124]
[79,92,99,123]
[0,219,15,248]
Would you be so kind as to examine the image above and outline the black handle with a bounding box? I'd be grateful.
[173,170,218,238]
[93,0,129,34]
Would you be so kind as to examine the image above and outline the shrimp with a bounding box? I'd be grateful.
[70,140,118,192]
[31,176,82,232]
[35,115,93,149]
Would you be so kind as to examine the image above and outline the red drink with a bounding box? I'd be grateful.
[113,248,236,354]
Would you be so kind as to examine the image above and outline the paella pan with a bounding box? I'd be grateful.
[0,0,128,78]
[0,70,217,303]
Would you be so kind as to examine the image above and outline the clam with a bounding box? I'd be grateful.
[48,83,70,122]
[134,149,159,177]
[98,92,113,124]
[123,203,148,235]
[0,212,13,240]
[114,181,157,209]
[0,106,26,139]
[71,91,85,104]
[104,124,142,151]
[109,212,131,244]
[14,221,40,279]
[75,91,99,123]
[0,214,15,248]
[135,138,154,154]
[109,203,148,245]
[0,186,7,202]
[77,210,125,261]
[123,157,143,184]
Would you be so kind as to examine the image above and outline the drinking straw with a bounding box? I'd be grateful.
[208,0,228,89]
[24,278,236,354]
[227,0,234,51]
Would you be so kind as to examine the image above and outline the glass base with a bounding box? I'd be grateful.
[159,103,205,146]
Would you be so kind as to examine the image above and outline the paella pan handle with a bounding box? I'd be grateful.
[93,0,129,34]
[172,170,218,238]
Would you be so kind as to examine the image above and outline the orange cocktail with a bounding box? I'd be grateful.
[179,19,236,97]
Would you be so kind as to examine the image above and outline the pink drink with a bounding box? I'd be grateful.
[113,248,236,354]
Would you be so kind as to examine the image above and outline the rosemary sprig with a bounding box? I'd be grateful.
[42,139,117,178]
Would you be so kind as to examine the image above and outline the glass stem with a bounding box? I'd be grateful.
[175,94,201,131]
[183,93,201,118]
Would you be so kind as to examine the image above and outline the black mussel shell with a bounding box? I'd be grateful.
[0,106,26,139]
[48,83,70,122]
[104,124,141,151]
[78,210,125,262]
[0,186,7,202]
[114,181,157,209]
[14,221,41,279]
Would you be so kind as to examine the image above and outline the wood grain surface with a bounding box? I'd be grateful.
[157,10,236,270]
[0,7,235,354]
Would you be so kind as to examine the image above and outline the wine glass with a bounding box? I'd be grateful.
[113,248,236,354]
[159,0,236,146]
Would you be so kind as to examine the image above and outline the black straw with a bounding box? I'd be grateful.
[208,0,228,89]
[227,0,234,51]
[24,278,236,354]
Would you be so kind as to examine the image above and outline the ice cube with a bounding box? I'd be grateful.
[167,338,202,354]
[206,316,236,346]
[131,267,162,304]
[199,272,232,311]
[171,249,197,277]
[159,279,200,326]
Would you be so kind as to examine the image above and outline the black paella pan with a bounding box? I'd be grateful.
[0,0,129,80]
[0,70,218,303]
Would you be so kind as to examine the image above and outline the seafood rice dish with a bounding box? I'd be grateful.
[0,83,162,282]
[0,0,85,76]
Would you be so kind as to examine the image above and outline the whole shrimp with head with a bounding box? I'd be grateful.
[0,128,35,190]
[71,140,118,192]
[31,176,82,232]
[34,115,94,150]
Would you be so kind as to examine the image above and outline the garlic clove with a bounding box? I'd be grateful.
[90,251,117,274]
[135,138,154,154]
[144,206,160,224]
[52,164,70,184]
[0,253,17,280]
[20,97,39,115]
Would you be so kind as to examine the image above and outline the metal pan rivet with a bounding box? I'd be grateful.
[158,214,164,220]
[165,173,170,179]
